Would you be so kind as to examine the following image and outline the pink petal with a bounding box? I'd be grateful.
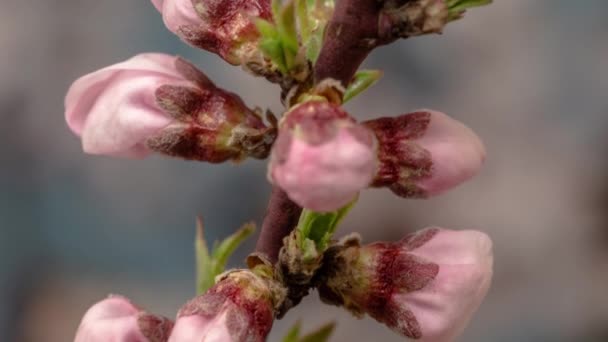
[168,307,232,342]
[65,53,190,158]
[414,110,486,196]
[270,125,377,212]
[395,228,493,342]
[74,295,172,342]
[150,0,163,12]
[154,0,202,37]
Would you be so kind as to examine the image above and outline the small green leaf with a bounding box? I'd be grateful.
[259,38,288,72]
[296,197,357,253]
[282,321,337,342]
[282,321,302,342]
[296,0,310,43]
[195,219,255,295]
[255,19,279,38]
[212,223,255,274]
[278,0,299,68]
[195,217,214,295]
[300,322,336,342]
[343,69,383,103]
[447,0,492,21]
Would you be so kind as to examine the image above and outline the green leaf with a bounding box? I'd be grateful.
[343,69,383,103]
[195,217,214,295]
[282,321,302,342]
[447,0,492,21]
[273,0,298,69]
[255,19,279,38]
[296,0,310,44]
[282,321,337,342]
[296,197,357,253]
[259,37,288,72]
[212,223,255,274]
[300,322,336,342]
[195,219,255,295]
[282,321,336,342]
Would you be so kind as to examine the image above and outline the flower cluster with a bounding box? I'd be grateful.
[66,0,494,341]
[75,270,282,342]
[316,228,493,341]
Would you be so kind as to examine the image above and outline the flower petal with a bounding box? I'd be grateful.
[65,53,191,158]
[154,0,202,37]
[74,295,173,342]
[413,110,486,196]
[270,125,376,212]
[395,228,493,342]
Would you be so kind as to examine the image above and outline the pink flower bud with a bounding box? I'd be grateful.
[317,228,493,341]
[65,53,275,161]
[74,295,173,342]
[169,270,277,342]
[269,101,377,212]
[152,0,271,65]
[364,110,485,198]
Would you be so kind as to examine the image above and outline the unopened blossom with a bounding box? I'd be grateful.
[74,295,173,342]
[169,269,282,342]
[316,227,493,341]
[152,0,271,65]
[269,101,377,212]
[363,110,485,198]
[65,53,275,161]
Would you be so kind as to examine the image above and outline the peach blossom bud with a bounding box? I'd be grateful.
[363,110,485,198]
[74,295,173,342]
[65,53,275,161]
[269,101,377,212]
[316,227,493,341]
[152,0,271,65]
[169,270,279,342]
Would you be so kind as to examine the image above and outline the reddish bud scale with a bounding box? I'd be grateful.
[182,0,272,65]
[363,111,433,197]
[138,312,175,342]
[316,229,440,339]
[176,270,276,342]
[147,58,276,162]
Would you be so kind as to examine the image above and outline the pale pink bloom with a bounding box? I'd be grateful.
[151,0,271,65]
[169,304,239,342]
[169,270,275,342]
[65,53,191,158]
[269,101,377,212]
[74,295,173,342]
[392,228,493,341]
[151,0,201,38]
[65,53,273,161]
[317,227,493,341]
[365,110,485,198]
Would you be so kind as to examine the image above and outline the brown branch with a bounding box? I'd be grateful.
[255,0,390,264]
[314,0,387,87]
[255,186,302,263]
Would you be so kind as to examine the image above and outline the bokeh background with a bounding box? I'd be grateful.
[1,0,607,341]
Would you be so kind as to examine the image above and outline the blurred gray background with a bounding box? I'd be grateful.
[1,0,607,341]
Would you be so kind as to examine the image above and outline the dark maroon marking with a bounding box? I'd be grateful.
[155,85,209,120]
[382,300,422,339]
[146,126,237,163]
[400,227,440,250]
[174,57,215,88]
[361,238,438,339]
[137,312,174,342]
[364,112,433,196]
[177,279,274,342]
